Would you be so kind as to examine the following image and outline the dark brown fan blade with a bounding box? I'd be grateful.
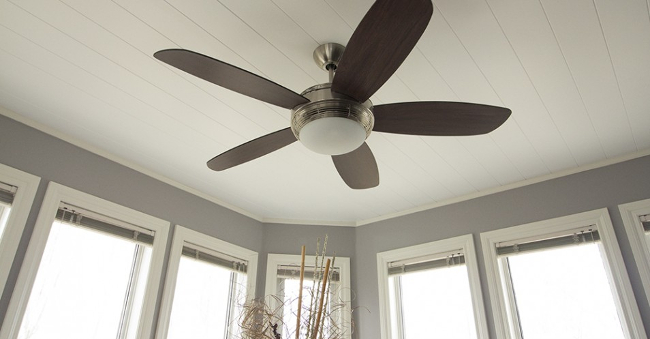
[155,49,309,109]
[207,128,296,171]
[331,0,433,103]
[332,143,379,189]
[372,102,511,136]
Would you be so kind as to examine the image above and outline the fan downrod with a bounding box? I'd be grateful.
[313,43,345,82]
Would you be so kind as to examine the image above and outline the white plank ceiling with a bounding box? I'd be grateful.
[0,0,648,225]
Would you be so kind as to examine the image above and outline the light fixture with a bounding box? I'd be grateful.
[298,117,367,155]
[291,83,374,155]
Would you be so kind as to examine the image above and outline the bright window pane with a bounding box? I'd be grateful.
[644,221,650,251]
[279,277,341,339]
[18,221,152,339]
[282,278,309,339]
[166,256,243,339]
[507,244,626,339]
[125,247,152,339]
[388,278,400,339]
[392,265,477,339]
[0,203,11,240]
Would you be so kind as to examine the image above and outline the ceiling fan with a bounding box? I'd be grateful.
[154,0,511,189]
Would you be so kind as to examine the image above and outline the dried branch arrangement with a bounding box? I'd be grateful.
[238,236,352,339]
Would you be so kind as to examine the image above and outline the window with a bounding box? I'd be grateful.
[0,183,169,339]
[376,235,489,339]
[619,199,650,307]
[265,254,352,339]
[0,164,40,295]
[0,182,15,242]
[156,226,258,339]
[481,209,647,339]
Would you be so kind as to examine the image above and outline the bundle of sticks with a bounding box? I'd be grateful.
[295,245,332,339]
[239,237,343,339]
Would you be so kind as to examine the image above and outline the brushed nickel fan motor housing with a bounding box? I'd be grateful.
[290,83,374,141]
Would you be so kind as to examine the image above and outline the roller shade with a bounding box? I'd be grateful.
[388,250,465,276]
[55,203,155,245]
[277,264,340,282]
[0,182,16,205]
[640,214,650,233]
[181,245,248,273]
[497,227,599,257]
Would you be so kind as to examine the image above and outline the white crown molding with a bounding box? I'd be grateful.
[261,217,356,227]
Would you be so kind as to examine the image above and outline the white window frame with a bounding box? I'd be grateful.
[156,225,258,339]
[376,234,489,339]
[480,208,647,339]
[0,163,40,295]
[619,199,650,307]
[264,253,352,339]
[0,182,170,339]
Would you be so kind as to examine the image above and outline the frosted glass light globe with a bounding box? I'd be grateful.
[299,117,367,155]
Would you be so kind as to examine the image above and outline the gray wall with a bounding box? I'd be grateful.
[354,155,650,339]
[2,112,650,339]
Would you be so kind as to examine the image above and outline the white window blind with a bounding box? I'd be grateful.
[0,182,16,237]
[387,250,465,276]
[276,264,340,281]
[0,181,16,205]
[56,203,155,244]
[496,226,599,256]
[180,244,248,273]
[640,214,650,232]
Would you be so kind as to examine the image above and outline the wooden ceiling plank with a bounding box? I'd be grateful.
[487,0,606,166]
[61,0,273,140]
[593,0,650,150]
[113,0,290,131]
[434,0,578,172]
[540,0,637,158]
[166,0,315,91]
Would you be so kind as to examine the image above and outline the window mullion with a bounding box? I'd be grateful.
[392,277,407,339]
[500,258,524,339]
[0,205,8,234]
[276,278,287,337]
[224,271,238,339]
[116,244,145,339]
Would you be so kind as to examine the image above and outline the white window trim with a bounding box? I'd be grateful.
[156,225,258,339]
[264,253,352,339]
[480,208,647,339]
[0,182,170,339]
[619,199,650,307]
[376,234,489,339]
[0,163,40,297]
